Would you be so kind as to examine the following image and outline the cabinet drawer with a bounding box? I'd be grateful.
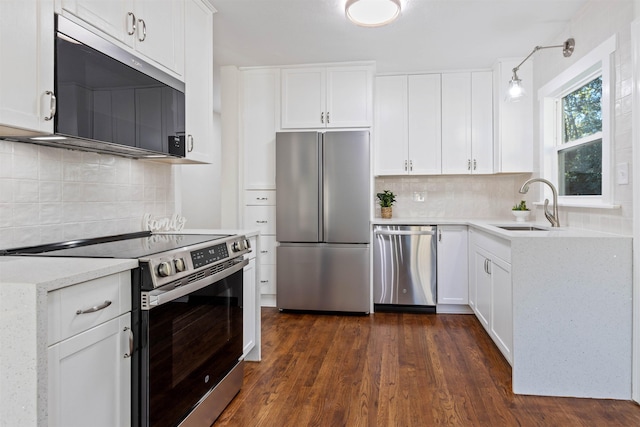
[259,264,276,294]
[244,190,276,206]
[471,229,511,263]
[245,206,276,235]
[48,271,131,345]
[258,235,277,265]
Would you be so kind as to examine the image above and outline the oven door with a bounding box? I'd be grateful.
[138,261,245,427]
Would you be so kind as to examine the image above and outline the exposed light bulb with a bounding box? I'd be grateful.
[507,72,525,101]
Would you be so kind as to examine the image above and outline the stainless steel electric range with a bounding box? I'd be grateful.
[2,231,251,427]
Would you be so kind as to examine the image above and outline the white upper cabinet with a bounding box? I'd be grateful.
[374,75,407,175]
[493,58,533,173]
[281,65,373,129]
[441,71,493,174]
[408,74,442,174]
[0,0,54,134]
[374,74,442,175]
[242,68,280,189]
[58,0,185,77]
[184,0,214,163]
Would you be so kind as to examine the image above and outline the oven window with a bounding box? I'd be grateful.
[146,270,243,427]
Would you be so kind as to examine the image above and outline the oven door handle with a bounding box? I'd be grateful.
[144,258,248,309]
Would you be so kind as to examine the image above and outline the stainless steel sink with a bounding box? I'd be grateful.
[495,225,550,231]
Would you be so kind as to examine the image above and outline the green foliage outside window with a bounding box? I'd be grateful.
[559,76,602,196]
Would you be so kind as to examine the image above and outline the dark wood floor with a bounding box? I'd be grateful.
[214,308,640,426]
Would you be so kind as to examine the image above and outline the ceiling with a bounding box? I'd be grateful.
[210,0,589,74]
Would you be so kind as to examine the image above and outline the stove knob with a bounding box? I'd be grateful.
[232,240,245,252]
[244,239,251,249]
[174,258,186,272]
[157,261,172,277]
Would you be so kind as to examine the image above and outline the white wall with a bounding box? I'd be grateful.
[532,0,635,235]
[0,140,176,249]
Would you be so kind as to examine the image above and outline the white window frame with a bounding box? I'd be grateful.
[538,35,616,208]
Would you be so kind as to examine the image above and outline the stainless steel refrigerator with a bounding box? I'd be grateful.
[276,131,370,313]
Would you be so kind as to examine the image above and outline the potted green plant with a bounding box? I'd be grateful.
[377,190,396,219]
[512,200,530,222]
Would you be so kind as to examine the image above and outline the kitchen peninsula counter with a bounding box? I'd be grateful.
[371,218,633,400]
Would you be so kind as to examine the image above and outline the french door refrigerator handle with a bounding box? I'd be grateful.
[319,132,325,241]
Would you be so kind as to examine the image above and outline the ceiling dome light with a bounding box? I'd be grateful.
[345,0,401,28]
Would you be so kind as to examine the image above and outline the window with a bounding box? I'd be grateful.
[558,76,602,196]
[539,35,615,207]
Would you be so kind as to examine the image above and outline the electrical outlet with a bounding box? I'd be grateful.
[413,192,425,202]
[616,162,629,185]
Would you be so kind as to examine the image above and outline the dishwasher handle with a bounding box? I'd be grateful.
[374,229,436,236]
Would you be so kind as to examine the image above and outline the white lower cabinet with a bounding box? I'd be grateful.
[48,313,131,427]
[436,225,470,312]
[243,255,257,356]
[468,228,513,364]
[47,271,132,427]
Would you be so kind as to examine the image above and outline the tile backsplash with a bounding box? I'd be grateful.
[375,174,533,220]
[0,140,176,249]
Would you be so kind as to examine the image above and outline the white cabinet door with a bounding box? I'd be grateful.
[48,313,131,427]
[408,74,442,175]
[0,0,54,133]
[59,0,130,45]
[436,225,468,305]
[184,0,214,163]
[281,65,372,129]
[242,69,279,188]
[374,75,408,175]
[491,256,513,364]
[243,258,256,357]
[133,0,184,76]
[471,71,493,174]
[473,247,492,330]
[281,67,325,129]
[441,72,471,174]
[326,66,372,128]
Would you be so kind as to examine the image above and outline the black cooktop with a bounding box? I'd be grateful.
[1,232,230,259]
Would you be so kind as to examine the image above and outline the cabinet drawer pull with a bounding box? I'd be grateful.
[44,91,56,121]
[404,160,408,171]
[327,111,330,124]
[127,12,136,35]
[187,135,194,152]
[409,160,413,171]
[137,18,146,42]
[123,326,134,359]
[321,112,324,124]
[76,300,112,315]
[256,220,268,224]
[468,159,471,170]
[260,250,268,254]
[256,197,268,201]
[260,280,269,283]
[473,159,477,170]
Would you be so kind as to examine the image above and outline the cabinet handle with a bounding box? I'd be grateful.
[409,160,413,171]
[123,326,134,359]
[187,135,194,152]
[256,197,268,201]
[404,160,408,171]
[260,250,268,254]
[137,19,146,42]
[127,12,136,35]
[260,280,269,283]
[256,220,268,224]
[468,159,471,170]
[76,300,112,315]
[44,91,56,121]
[320,112,324,124]
[438,229,442,242]
[473,159,477,170]
[327,111,330,124]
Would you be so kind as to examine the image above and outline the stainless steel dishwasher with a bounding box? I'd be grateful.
[373,225,437,313]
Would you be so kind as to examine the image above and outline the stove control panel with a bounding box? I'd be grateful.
[141,235,251,289]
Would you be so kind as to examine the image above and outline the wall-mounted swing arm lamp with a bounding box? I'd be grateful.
[508,38,576,101]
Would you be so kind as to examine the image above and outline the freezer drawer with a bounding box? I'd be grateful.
[277,244,370,313]
[373,225,437,312]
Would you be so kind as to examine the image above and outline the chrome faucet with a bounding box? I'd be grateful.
[518,178,560,227]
